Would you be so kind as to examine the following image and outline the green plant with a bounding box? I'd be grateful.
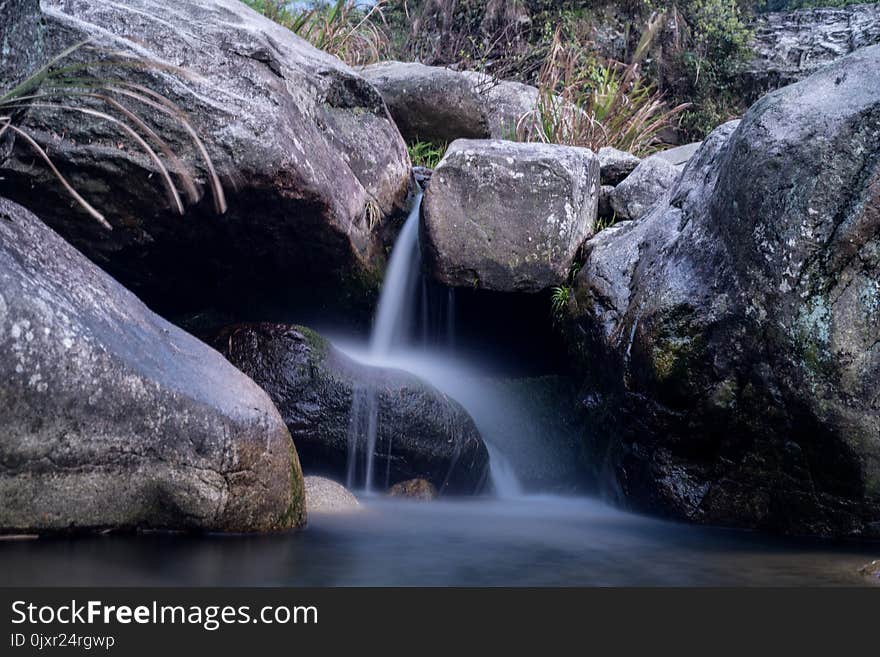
[516,27,688,156]
[551,284,571,323]
[407,140,447,169]
[0,40,225,229]
[245,0,391,66]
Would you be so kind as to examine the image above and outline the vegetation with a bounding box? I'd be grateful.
[407,140,447,168]
[516,26,688,155]
[243,0,391,66]
[0,41,225,228]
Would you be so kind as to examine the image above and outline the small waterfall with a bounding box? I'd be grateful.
[370,193,423,356]
[347,191,522,496]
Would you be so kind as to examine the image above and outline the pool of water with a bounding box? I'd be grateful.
[2,495,877,586]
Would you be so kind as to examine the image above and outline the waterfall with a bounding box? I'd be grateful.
[347,191,522,496]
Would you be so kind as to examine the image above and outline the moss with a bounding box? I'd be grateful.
[279,440,307,529]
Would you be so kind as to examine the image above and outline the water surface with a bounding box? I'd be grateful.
[2,496,876,586]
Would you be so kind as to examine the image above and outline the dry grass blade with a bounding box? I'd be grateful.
[15,101,186,215]
[110,83,227,214]
[5,123,110,229]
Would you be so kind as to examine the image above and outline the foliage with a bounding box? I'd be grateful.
[0,41,225,229]
[551,284,571,323]
[655,1,754,139]
[516,27,688,155]
[244,0,391,66]
[407,140,447,169]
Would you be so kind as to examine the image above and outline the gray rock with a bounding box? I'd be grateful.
[568,45,880,537]
[598,185,615,222]
[609,154,681,221]
[360,61,538,142]
[746,3,880,100]
[0,0,410,316]
[654,142,702,166]
[0,197,305,534]
[422,139,599,292]
[597,147,641,185]
[304,476,360,514]
[212,323,490,495]
[0,0,43,96]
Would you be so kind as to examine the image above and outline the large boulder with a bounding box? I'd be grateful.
[212,323,490,495]
[746,3,880,101]
[360,61,538,143]
[0,197,305,534]
[422,139,599,292]
[0,0,410,318]
[0,0,43,96]
[609,154,681,221]
[567,45,880,537]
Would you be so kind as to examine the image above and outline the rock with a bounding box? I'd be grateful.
[389,479,437,501]
[360,61,537,142]
[858,560,880,585]
[654,142,702,167]
[746,4,880,101]
[568,45,880,537]
[0,0,44,166]
[412,166,433,190]
[598,185,615,222]
[212,323,490,495]
[609,154,681,221]
[0,0,410,319]
[0,0,43,96]
[0,197,305,534]
[304,476,360,514]
[422,139,599,293]
[597,147,641,185]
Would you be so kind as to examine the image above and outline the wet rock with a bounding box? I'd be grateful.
[598,147,641,186]
[389,479,438,501]
[0,0,410,319]
[422,139,599,292]
[609,154,681,221]
[568,45,880,537]
[360,61,537,142]
[304,476,360,514]
[212,323,490,495]
[0,197,304,534]
[746,3,880,100]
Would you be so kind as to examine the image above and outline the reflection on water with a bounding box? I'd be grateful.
[1,496,877,586]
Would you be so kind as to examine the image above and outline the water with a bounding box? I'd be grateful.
[1,497,876,586]
[344,191,523,494]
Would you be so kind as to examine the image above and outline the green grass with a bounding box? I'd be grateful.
[407,141,447,169]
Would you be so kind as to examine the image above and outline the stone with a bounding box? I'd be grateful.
[568,45,880,537]
[654,142,702,166]
[388,479,438,501]
[609,154,681,221]
[0,197,304,534]
[360,61,538,142]
[304,476,360,514]
[746,3,880,100]
[598,146,641,185]
[422,139,599,292]
[212,323,490,495]
[0,0,411,318]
